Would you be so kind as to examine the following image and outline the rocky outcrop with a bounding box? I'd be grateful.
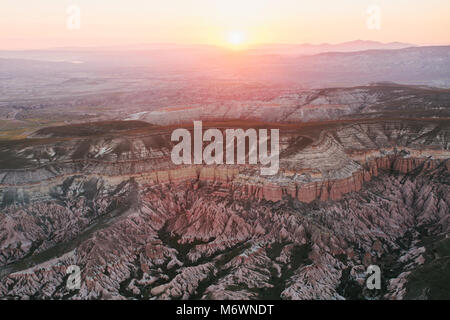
[1,163,448,300]
[0,119,448,300]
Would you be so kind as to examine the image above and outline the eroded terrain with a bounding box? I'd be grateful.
[0,118,448,299]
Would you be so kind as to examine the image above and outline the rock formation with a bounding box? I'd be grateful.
[0,118,448,300]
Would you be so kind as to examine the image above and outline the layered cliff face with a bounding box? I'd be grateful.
[135,85,450,125]
[0,119,449,299]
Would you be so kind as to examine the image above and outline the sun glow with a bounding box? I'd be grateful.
[227,31,246,48]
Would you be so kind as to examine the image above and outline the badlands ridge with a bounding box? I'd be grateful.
[0,117,448,299]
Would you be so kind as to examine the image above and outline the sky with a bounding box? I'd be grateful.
[1,0,449,49]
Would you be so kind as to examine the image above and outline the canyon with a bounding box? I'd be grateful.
[0,116,448,299]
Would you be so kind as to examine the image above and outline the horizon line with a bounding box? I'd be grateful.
[2,39,450,52]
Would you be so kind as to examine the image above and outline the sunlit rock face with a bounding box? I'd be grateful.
[137,85,450,125]
[0,118,449,300]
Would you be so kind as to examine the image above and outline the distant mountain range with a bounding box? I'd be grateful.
[46,40,415,55]
[0,40,415,59]
[248,40,415,55]
[0,42,449,89]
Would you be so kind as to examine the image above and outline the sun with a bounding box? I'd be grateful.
[227,31,246,47]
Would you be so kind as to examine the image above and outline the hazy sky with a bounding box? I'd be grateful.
[1,0,449,49]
